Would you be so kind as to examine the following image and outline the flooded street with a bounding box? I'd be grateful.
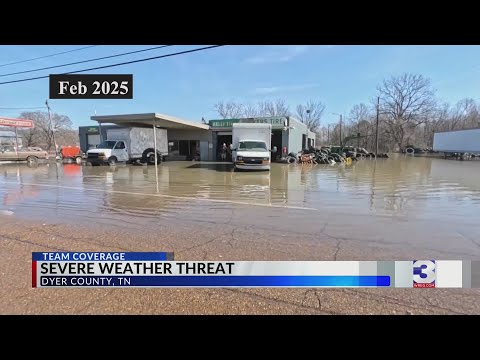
[1,155,480,314]
[5,44,480,317]
[1,155,479,258]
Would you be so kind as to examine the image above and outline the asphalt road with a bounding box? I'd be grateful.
[1,159,479,314]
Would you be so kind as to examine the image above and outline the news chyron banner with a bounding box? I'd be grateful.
[32,252,478,288]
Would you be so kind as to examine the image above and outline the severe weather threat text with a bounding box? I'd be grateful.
[38,262,235,275]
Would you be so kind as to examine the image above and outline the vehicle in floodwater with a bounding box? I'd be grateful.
[433,128,480,159]
[232,123,272,171]
[86,127,168,166]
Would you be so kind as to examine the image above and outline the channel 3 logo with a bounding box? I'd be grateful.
[413,260,436,288]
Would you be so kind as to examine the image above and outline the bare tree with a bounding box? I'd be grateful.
[258,101,270,116]
[242,103,259,118]
[420,102,451,147]
[18,112,41,147]
[20,128,41,147]
[214,99,291,119]
[449,98,480,130]
[213,101,227,118]
[329,123,342,145]
[258,99,290,117]
[446,100,469,131]
[317,126,328,145]
[347,103,375,148]
[274,99,291,116]
[435,102,452,131]
[295,100,325,132]
[377,73,437,150]
[416,98,480,148]
[55,129,79,146]
[19,112,46,148]
[19,111,72,150]
[349,103,372,125]
[213,101,244,119]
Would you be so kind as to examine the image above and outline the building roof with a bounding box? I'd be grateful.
[91,113,209,131]
[0,130,17,137]
[289,117,308,129]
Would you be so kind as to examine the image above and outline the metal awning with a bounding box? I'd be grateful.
[90,113,209,190]
[91,113,209,130]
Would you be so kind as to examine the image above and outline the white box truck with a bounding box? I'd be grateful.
[433,128,480,156]
[232,123,273,171]
[86,127,168,166]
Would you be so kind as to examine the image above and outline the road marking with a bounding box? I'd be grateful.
[0,181,317,211]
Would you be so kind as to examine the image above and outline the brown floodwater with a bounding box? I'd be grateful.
[1,155,479,258]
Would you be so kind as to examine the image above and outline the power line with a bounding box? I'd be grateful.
[0,45,98,68]
[0,45,173,78]
[0,106,46,110]
[0,45,224,86]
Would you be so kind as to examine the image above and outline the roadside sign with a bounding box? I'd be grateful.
[209,117,287,129]
[0,117,34,128]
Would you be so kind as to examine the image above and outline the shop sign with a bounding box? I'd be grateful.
[87,127,99,133]
[0,117,34,128]
[209,117,287,128]
[241,117,287,127]
[209,119,240,128]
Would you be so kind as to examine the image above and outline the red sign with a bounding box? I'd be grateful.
[0,117,34,128]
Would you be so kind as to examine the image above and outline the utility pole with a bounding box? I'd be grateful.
[306,109,311,148]
[339,114,342,147]
[14,127,19,158]
[356,122,361,148]
[375,96,380,158]
[45,100,58,159]
[331,112,343,146]
[327,124,330,145]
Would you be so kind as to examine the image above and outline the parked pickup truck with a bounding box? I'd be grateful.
[0,145,49,162]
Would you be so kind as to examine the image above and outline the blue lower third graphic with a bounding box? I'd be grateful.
[40,275,390,287]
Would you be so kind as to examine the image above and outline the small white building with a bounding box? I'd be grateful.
[0,129,22,147]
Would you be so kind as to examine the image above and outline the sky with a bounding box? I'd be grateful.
[0,45,479,128]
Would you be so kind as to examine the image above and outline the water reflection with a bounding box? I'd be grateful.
[1,156,479,223]
[1,157,479,257]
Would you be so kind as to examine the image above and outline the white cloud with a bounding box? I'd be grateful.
[245,45,311,64]
[252,83,321,95]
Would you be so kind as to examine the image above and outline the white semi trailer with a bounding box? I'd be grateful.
[433,128,480,159]
[86,127,168,166]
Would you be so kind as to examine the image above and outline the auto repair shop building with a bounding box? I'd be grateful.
[79,113,315,161]
[209,116,315,160]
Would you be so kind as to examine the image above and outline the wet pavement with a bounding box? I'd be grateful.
[1,155,479,258]
[1,155,480,314]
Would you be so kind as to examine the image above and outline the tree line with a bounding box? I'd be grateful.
[214,99,326,133]
[214,73,480,152]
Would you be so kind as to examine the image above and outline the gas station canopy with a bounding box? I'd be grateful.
[91,113,209,131]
